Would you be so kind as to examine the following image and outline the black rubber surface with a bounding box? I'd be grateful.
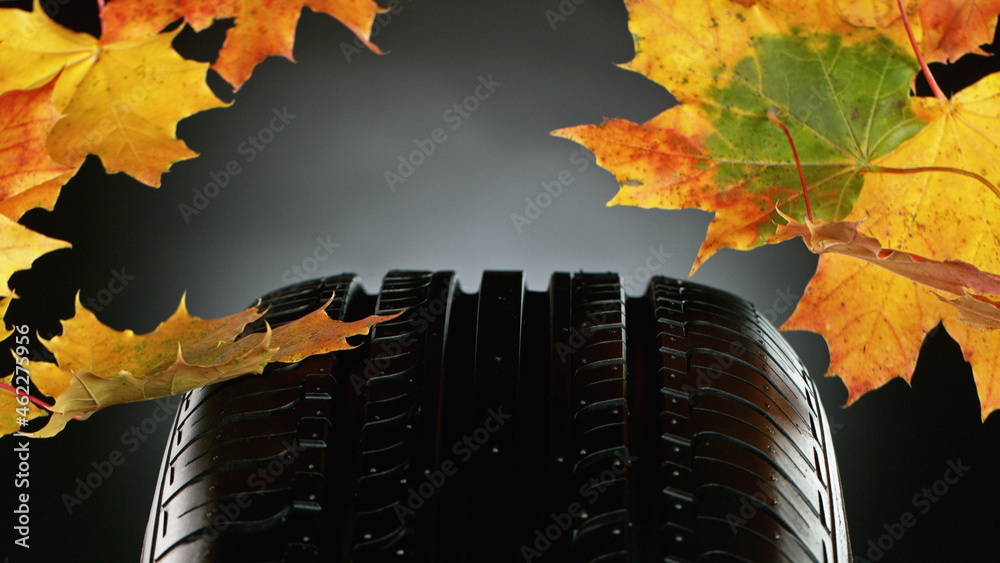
[141,271,851,562]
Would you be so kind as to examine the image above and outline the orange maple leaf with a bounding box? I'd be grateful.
[2,293,398,438]
[832,0,1000,63]
[0,0,228,187]
[920,0,1000,63]
[100,0,386,89]
[0,77,74,293]
[783,252,1000,421]
[0,78,75,220]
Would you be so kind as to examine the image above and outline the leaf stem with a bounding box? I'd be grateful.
[896,0,947,103]
[0,381,54,412]
[870,165,1000,201]
[768,108,812,222]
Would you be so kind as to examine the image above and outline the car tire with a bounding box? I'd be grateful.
[141,270,851,563]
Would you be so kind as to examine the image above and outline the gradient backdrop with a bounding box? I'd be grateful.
[2,0,998,561]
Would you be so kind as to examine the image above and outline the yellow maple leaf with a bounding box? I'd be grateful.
[0,0,228,187]
[781,73,1000,420]
[772,211,1000,419]
[784,253,1000,421]
[3,293,398,438]
[0,298,48,435]
[99,0,386,89]
[783,255,951,401]
[852,74,1000,273]
[0,216,70,292]
[0,375,48,437]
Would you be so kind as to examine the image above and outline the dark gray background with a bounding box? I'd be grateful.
[2,0,998,561]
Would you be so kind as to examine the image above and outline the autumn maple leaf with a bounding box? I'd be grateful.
[554,0,934,273]
[0,98,71,436]
[770,211,1000,329]
[833,0,1000,64]
[778,74,1000,420]
[0,0,404,440]
[0,0,228,187]
[99,0,387,89]
[919,0,1000,63]
[0,77,74,219]
[0,296,49,436]
[0,217,70,294]
[554,0,1000,419]
[1,294,398,438]
[770,212,1000,298]
[0,77,72,291]
[0,373,48,436]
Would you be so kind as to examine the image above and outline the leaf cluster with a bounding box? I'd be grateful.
[555,0,1000,419]
[0,0,388,437]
